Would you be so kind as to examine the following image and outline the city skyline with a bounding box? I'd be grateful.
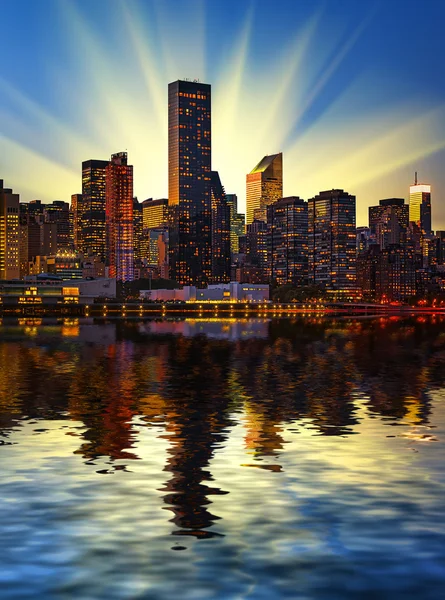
[0,0,444,227]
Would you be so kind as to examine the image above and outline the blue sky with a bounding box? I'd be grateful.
[0,0,444,226]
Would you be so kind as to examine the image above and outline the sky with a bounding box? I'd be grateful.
[0,0,444,227]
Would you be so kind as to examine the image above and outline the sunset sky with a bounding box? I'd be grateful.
[1,0,444,227]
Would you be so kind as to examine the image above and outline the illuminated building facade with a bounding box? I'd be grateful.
[80,159,109,260]
[409,174,432,234]
[0,180,20,280]
[168,79,212,286]
[44,201,71,251]
[246,153,283,225]
[133,197,144,263]
[267,196,308,286]
[210,171,231,283]
[308,189,356,293]
[70,194,82,250]
[142,198,169,230]
[226,193,245,254]
[244,219,269,283]
[105,152,134,282]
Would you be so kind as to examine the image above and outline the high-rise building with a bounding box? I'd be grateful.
[44,200,70,251]
[409,173,432,234]
[105,152,134,281]
[369,199,408,234]
[244,219,269,282]
[70,194,82,250]
[133,197,144,264]
[210,171,231,284]
[308,189,356,294]
[226,193,245,254]
[246,153,283,225]
[0,180,20,280]
[142,198,169,230]
[168,79,212,286]
[80,159,109,260]
[267,196,308,286]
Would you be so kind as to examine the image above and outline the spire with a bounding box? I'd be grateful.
[415,171,418,185]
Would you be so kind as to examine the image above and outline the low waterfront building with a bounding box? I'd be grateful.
[140,282,269,303]
[0,276,116,306]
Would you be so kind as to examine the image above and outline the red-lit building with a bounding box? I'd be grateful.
[105,152,134,282]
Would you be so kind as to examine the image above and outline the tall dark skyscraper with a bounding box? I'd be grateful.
[308,189,356,294]
[80,159,109,260]
[267,196,308,286]
[168,79,212,286]
[105,152,134,282]
[210,171,231,283]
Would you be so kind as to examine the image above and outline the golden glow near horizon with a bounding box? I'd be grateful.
[0,1,444,228]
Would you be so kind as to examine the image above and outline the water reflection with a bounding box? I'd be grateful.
[0,317,445,597]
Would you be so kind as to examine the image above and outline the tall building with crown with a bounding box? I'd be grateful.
[246,153,283,225]
[409,173,432,235]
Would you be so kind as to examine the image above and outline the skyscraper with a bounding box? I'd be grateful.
[168,79,212,286]
[267,196,308,286]
[308,189,356,294]
[105,152,134,281]
[246,153,283,225]
[70,194,82,250]
[44,200,70,251]
[226,194,245,254]
[409,173,432,234]
[80,159,109,260]
[368,198,409,249]
[210,171,231,283]
[0,180,20,280]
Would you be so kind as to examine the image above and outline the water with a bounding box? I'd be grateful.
[0,316,444,599]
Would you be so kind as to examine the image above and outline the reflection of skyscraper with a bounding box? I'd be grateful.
[246,153,283,225]
[80,159,109,260]
[409,173,432,234]
[105,152,134,281]
[0,180,20,280]
[308,189,356,293]
[168,79,212,286]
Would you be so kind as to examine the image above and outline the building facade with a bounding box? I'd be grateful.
[226,193,245,254]
[105,152,134,281]
[168,79,212,286]
[80,159,109,260]
[0,180,20,280]
[210,171,231,283]
[267,196,308,286]
[246,153,283,225]
[409,174,432,235]
[308,189,356,294]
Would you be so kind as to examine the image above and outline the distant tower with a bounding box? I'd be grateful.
[409,172,432,234]
[246,153,283,225]
[105,152,134,281]
[168,79,212,286]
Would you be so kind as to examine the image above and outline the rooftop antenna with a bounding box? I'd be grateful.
[415,171,418,185]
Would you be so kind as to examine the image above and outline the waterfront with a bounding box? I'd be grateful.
[1,317,445,599]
